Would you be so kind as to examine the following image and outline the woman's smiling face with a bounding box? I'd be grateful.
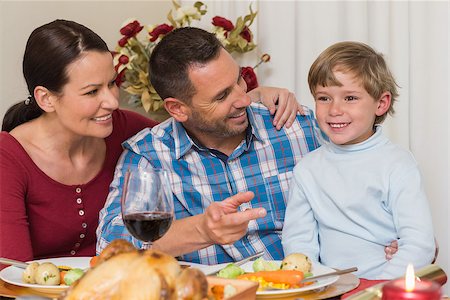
[50,51,119,138]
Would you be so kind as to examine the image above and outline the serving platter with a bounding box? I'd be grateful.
[0,275,259,300]
[0,257,259,299]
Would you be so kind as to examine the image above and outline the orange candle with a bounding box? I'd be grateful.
[382,264,442,300]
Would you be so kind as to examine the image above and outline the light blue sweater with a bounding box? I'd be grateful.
[282,126,435,279]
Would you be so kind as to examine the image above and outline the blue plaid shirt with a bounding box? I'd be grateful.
[97,103,321,264]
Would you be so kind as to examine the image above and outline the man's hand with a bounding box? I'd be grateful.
[198,191,267,245]
[385,240,398,260]
[248,86,304,130]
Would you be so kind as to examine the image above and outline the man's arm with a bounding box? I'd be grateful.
[97,150,267,256]
[152,191,267,256]
[96,152,142,253]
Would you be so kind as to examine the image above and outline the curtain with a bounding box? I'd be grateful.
[184,1,449,292]
[257,4,449,291]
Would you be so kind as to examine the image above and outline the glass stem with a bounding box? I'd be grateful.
[141,242,152,250]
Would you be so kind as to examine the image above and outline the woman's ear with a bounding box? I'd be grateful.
[164,98,189,122]
[34,86,56,112]
[375,92,391,116]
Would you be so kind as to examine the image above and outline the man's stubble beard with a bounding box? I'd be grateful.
[186,109,248,138]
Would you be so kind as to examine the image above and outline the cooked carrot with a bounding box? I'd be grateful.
[210,285,225,300]
[60,271,67,285]
[237,270,304,286]
[89,256,99,268]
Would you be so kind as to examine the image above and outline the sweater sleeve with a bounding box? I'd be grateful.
[281,164,320,263]
[377,162,436,279]
[0,136,33,265]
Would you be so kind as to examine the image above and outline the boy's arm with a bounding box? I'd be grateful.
[281,168,320,262]
[377,164,436,279]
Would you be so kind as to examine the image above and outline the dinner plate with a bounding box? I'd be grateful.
[0,257,90,293]
[239,260,339,298]
[183,259,340,298]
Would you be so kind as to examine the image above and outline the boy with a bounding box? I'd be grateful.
[282,41,435,279]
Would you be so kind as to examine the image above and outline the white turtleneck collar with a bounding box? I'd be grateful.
[325,125,389,154]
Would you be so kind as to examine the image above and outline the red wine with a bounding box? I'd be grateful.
[123,212,173,242]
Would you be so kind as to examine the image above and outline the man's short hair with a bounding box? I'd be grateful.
[149,27,224,103]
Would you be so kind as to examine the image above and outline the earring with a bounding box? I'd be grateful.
[24,95,32,105]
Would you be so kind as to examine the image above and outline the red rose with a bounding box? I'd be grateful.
[241,66,258,92]
[149,24,174,42]
[120,20,143,38]
[240,26,252,43]
[118,36,129,47]
[118,55,129,65]
[212,16,234,31]
[115,69,126,87]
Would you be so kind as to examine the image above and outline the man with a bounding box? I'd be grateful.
[96,27,322,264]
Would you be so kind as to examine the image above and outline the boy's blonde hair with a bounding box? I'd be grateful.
[308,41,399,124]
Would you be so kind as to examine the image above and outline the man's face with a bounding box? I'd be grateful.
[183,49,251,143]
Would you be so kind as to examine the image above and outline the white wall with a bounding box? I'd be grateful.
[1,1,449,295]
[0,0,171,116]
[255,3,449,294]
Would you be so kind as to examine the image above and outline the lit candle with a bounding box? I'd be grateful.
[382,264,442,300]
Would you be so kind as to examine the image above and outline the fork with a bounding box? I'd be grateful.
[262,266,358,291]
[234,252,265,267]
[0,257,29,269]
[203,251,264,276]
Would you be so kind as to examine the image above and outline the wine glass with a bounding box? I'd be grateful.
[121,168,174,249]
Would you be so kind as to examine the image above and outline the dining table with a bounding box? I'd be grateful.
[0,277,449,300]
[0,275,378,300]
[1,264,448,300]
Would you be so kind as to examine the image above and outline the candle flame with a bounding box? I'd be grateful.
[405,263,416,292]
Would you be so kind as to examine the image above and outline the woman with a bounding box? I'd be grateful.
[0,19,301,263]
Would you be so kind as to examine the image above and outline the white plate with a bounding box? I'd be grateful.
[0,257,90,293]
[239,260,339,297]
[184,260,340,298]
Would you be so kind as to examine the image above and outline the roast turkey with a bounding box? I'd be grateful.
[60,239,209,300]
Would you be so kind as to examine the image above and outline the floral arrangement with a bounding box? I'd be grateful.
[114,0,269,112]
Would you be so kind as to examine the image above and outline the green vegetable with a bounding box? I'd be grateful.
[64,268,84,286]
[217,263,245,279]
[252,257,279,272]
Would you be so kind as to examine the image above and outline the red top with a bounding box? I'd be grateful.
[0,109,158,264]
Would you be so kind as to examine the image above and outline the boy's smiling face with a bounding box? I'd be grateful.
[314,70,391,145]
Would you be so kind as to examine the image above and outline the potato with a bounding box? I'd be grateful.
[22,262,39,284]
[175,268,208,300]
[281,253,312,273]
[34,262,60,285]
